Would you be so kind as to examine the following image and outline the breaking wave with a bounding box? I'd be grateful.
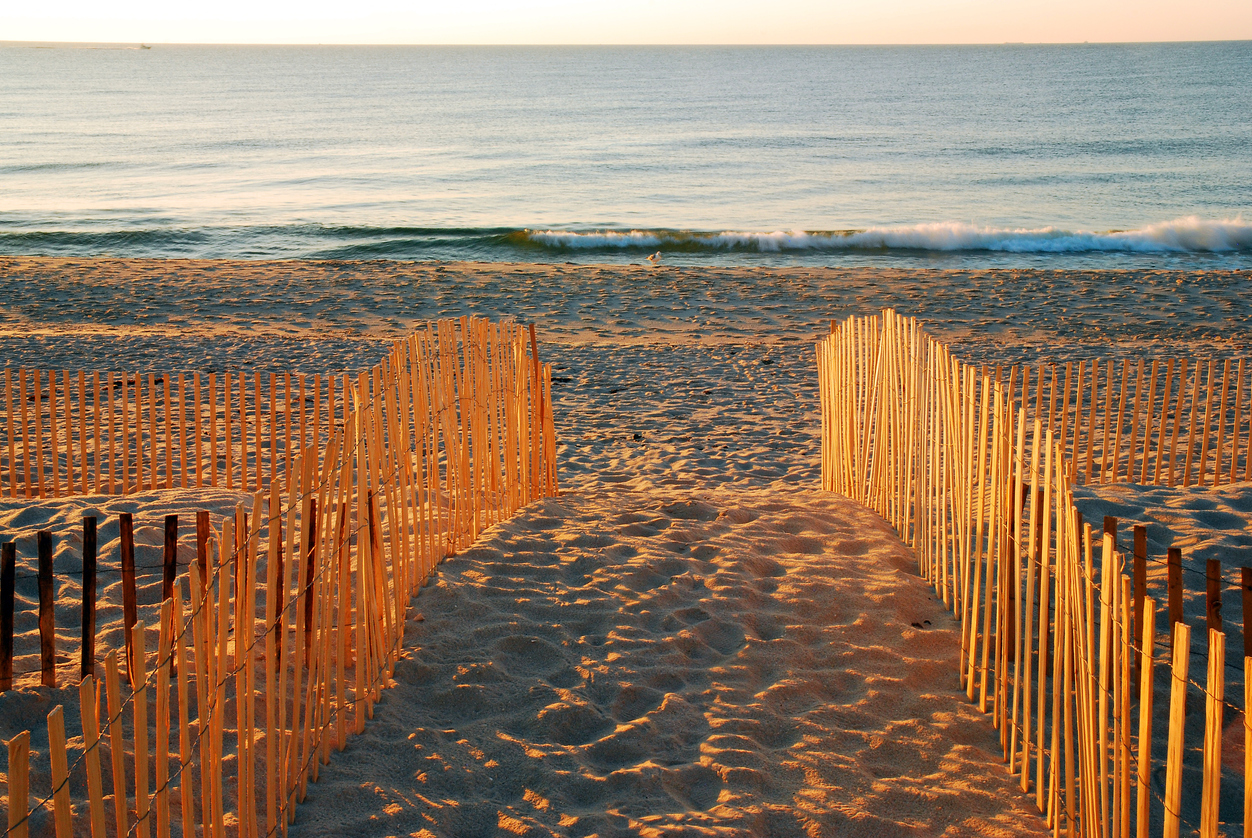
[519,217,1252,253]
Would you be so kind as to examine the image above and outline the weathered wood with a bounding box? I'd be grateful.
[82,515,98,678]
[0,542,14,691]
[48,703,73,837]
[1168,358,1187,487]
[120,511,138,678]
[194,372,204,487]
[174,581,195,838]
[1163,621,1190,838]
[1200,628,1224,837]
[1243,566,1252,661]
[1183,359,1203,487]
[4,369,16,497]
[1103,515,1118,553]
[131,618,151,838]
[1133,524,1146,688]
[38,529,55,687]
[178,372,188,488]
[1214,359,1231,487]
[1234,358,1246,485]
[1206,558,1222,633]
[154,600,173,838]
[79,675,108,838]
[1245,656,1252,838]
[196,509,210,590]
[163,513,178,603]
[1168,547,1183,633]
[104,651,128,838]
[1136,598,1156,838]
[7,729,30,838]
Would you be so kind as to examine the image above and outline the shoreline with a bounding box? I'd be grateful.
[2,256,1250,365]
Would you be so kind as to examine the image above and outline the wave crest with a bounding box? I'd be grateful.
[521,217,1252,254]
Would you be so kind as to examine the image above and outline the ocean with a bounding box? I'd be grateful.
[1,41,1250,268]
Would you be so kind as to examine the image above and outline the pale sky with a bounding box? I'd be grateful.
[3,0,1250,45]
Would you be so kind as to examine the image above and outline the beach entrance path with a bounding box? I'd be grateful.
[289,344,1049,837]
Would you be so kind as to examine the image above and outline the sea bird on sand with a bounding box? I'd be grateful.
[646,251,662,265]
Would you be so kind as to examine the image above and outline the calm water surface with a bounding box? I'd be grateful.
[1,42,1249,268]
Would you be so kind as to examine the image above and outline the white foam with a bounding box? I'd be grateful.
[525,216,1252,253]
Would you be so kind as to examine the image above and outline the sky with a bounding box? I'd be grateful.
[2,0,1250,45]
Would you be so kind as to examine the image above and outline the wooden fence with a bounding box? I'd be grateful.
[818,309,1247,838]
[881,352,1252,489]
[1,315,558,837]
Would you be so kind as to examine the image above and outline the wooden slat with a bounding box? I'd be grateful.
[174,580,196,838]
[1234,358,1246,484]
[47,705,73,838]
[224,371,233,490]
[154,599,174,838]
[104,651,128,838]
[1163,621,1190,838]
[131,619,151,838]
[4,369,16,497]
[79,676,108,838]
[7,729,30,838]
[50,369,61,496]
[1214,359,1231,487]
[1199,628,1225,838]
[34,370,45,497]
[1136,598,1156,838]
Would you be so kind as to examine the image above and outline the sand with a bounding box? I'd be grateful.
[2,257,1249,836]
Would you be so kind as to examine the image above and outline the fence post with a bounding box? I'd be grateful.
[0,542,13,691]
[38,529,55,688]
[196,509,210,590]
[1168,548,1183,635]
[1242,566,1252,661]
[120,512,137,679]
[82,516,97,679]
[1206,558,1222,634]
[1103,515,1118,553]
[163,514,178,602]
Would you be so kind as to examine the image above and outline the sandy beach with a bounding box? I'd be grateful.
[2,257,1250,835]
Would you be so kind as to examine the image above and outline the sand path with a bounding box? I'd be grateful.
[288,486,1049,838]
[288,334,1049,836]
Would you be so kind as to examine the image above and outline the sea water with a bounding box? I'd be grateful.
[0,42,1249,268]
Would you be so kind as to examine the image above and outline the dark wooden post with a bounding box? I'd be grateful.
[82,516,98,679]
[120,512,137,679]
[1167,548,1183,635]
[38,530,55,687]
[1242,567,1252,661]
[196,509,210,591]
[1103,516,1118,554]
[302,497,318,664]
[0,542,14,691]
[163,514,178,602]
[1206,558,1222,634]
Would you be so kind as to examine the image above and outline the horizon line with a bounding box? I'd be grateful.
[4,38,1251,48]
